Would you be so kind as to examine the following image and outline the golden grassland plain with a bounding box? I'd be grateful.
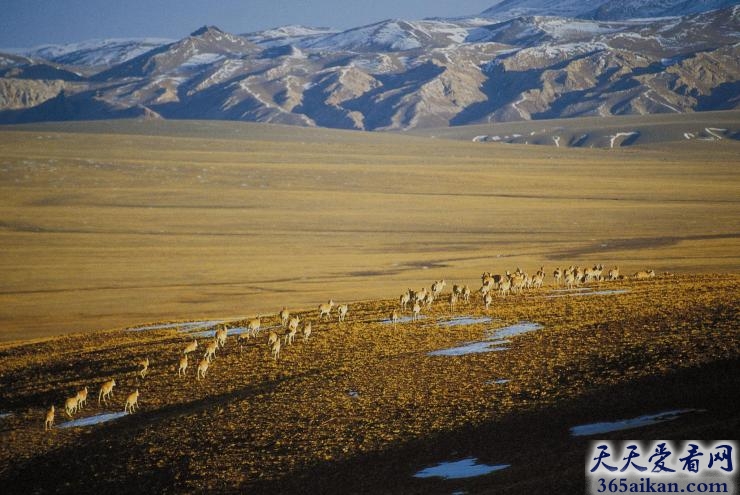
[0,275,738,494]
[0,120,738,342]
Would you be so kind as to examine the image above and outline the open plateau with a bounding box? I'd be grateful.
[0,118,738,493]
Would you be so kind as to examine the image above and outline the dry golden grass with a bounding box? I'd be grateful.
[0,120,738,342]
[0,274,737,493]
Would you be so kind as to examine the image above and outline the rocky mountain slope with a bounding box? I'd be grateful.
[0,3,738,132]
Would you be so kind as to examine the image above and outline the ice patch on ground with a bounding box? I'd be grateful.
[127,320,225,332]
[0,413,12,419]
[438,316,492,327]
[380,315,427,324]
[414,457,510,479]
[58,412,128,428]
[570,409,699,436]
[429,321,542,356]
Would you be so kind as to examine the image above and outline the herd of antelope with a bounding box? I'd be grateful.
[43,298,348,431]
[42,263,654,431]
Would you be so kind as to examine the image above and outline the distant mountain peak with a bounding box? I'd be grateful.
[190,25,225,37]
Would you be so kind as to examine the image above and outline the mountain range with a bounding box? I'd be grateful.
[0,1,738,132]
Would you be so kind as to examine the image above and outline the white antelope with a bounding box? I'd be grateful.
[634,270,655,280]
[337,304,348,322]
[44,405,55,431]
[499,279,511,297]
[553,267,563,287]
[124,389,139,414]
[215,327,228,349]
[285,317,299,345]
[390,309,399,327]
[303,322,312,342]
[532,273,544,289]
[431,280,446,296]
[280,307,290,327]
[64,396,79,418]
[98,379,116,405]
[196,358,209,380]
[178,355,188,377]
[424,292,434,308]
[247,316,261,337]
[203,340,218,363]
[75,386,88,410]
[399,292,411,310]
[318,300,334,321]
[138,357,150,379]
[412,301,421,321]
[608,266,620,280]
[183,339,198,355]
[271,338,281,361]
[484,292,493,310]
[462,286,471,303]
[267,331,279,348]
[449,292,457,311]
[565,272,576,289]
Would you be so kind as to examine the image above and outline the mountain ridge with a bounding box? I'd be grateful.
[0,3,738,136]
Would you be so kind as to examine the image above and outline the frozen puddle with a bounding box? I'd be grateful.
[550,287,593,293]
[487,379,510,385]
[380,315,427,324]
[191,325,280,338]
[127,320,225,332]
[58,411,128,429]
[0,412,12,420]
[414,457,510,479]
[547,289,629,298]
[429,322,542,356]
[570,409,699,437]
[438,316,492,327]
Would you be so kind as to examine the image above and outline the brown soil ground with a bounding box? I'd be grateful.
[0,274,737,494]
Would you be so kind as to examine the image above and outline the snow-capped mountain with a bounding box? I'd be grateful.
[480,0,739,21]
[0,3,738,137]
[15,38,173,69]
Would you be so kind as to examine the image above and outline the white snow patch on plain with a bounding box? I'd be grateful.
[58,412,128,428]
[429,321,542,356]
[438,316,493,327]
[546,289,629,298]
[414,458,510,479]
[609,132,639,148]
[570,409,700,436]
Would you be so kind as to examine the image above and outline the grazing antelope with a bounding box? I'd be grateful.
[247,316,261,337]
[271,338,281,361]
[318,300,334,320]
[183,339,198,355]
[400,291,411,310]
[390,309,399,328]
[267,331,279,348]
[633,270,655,280]
[138,357,150,379]
[203,340,218,363]
[178,355,188,377]
[44,405,55,431]
[280,307,290,327]
[196,358,209,380]
[285,317,299,345]
[124,389,139,414]
[484,292,493,310]
[337,304,348,322]
[64,396,78,418]
[98,379,116,405]
[303,322,312,342]
[412,302,421,322]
